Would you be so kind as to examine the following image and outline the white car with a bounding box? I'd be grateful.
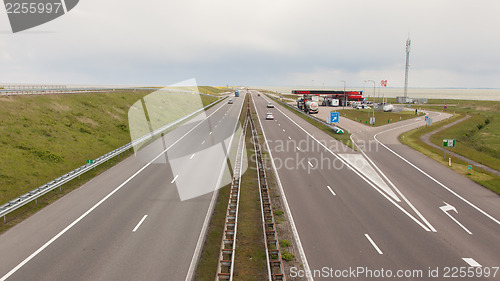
[356,105,370,109]
[228,99,233,104]
[267,102,274,108]
[266,113,274,120]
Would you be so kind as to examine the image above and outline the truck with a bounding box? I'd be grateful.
[322,97,339,107]
[297,97,318,114]
[305,100,319,114]
[234,90,239,97]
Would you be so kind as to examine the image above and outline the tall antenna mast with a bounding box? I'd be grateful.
[404,37,411,98]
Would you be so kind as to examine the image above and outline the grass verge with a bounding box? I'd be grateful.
[338,108,425,126]
[0,148,134,234]
[195,94,267,280]
[416,99,500,171]
[399,114,500,195]
[233,123,267,280]
[198,86,231,95]
[193,181,232,281]
[249,93,307,280]
[0,90,219,231]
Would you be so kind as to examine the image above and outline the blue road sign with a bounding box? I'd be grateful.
[330,112,339,123]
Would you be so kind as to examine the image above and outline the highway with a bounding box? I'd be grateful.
[252,92,500,280]
[0,91,246,281]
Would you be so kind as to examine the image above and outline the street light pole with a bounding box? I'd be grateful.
[365,80,376,125]
[340,80,346,115]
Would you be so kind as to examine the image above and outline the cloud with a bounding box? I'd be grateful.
[0,0,499,88]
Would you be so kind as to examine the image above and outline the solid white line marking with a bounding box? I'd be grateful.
[0,97,232,281]
[190,154,195,159]
[351,132,436,232]
[171,175,178,183]
[462,258,481,267]
[365,234,383,255]
[373,125,500,226]
[446,211,473,234]
[265,96,431,232]
[132,215,148,232]
[308,161,313,168]
[327,186,336,196]
[252,97,313,281]
[338,153,400,202]
[440,202,472,235]
[185,91,247,281]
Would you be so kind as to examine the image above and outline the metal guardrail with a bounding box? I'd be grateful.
[248,100,285,281]
[266,94,345,133]
[216,111,248,280]
[0,97,226,221]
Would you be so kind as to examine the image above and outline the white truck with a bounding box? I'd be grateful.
[305,100,319,114]
[297,97,319,114]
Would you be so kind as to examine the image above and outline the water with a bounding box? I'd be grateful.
[254,86,500,101]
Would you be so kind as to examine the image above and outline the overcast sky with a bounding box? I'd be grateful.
[1,0,499,88]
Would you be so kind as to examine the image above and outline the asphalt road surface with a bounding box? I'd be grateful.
[253,92,499,280]
[0,91,246,281]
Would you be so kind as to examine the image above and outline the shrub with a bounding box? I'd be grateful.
[280,239,291,248]
[282,250,295,262]
[274,210,284,216]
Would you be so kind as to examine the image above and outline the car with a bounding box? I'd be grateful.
[265,113,274,120]
[228,99,233,104]
[257,93,260,96]
[267,102,274,108]
[356,104,370,109]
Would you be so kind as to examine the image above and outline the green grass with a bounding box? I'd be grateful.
[431,116,500,171]
[193,182,231,281]
[338,108,425,126]
[0,91,147,205]
[233,129,267,280]
[418,99,500,173]
[0,148,134,233]
[0,90,218,207]
[399,113,500,195]
[194,95,248,281]
[197,86,231,95]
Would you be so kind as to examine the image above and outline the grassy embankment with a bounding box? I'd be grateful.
[399,99,500,195]
[0,88,220,232]
[198,86,231,95]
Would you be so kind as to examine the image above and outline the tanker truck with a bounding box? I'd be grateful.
[297,97,319,114]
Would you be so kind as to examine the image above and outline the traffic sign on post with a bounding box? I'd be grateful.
[87,159,94,164]
[442,139,456,147]
[330,112,339,123]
